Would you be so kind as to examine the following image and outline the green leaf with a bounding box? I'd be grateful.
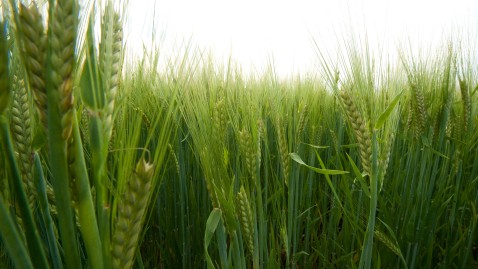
[346,153,370,198]
[205,208,222,269]
[374,90,403,130]
[290,153,348,175]
[79,16,104,110]
[0,197,33,269]
[302,142,329,149]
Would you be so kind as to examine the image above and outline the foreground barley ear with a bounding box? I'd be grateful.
[101,3,123,141]
[112,157,154,269]
[19,3,48,133]
[10,72,36,208]
[50,0,78,141]
[339,89,372,176]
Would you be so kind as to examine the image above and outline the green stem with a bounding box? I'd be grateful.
[359,132,379,269]
[71,115,104,269]
[45,91,81,268]
[89,115,111,269]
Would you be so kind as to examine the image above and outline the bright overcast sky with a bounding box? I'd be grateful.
[123,0,478,78]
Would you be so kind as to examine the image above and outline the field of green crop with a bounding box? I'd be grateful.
[0,0,477,268]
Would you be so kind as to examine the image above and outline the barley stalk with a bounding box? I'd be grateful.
[339,90,372,175]
[0,22,9,115]
[111,158,154,269]
[19,4,48,132]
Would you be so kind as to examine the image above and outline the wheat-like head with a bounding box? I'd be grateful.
[11,73,36,208]
[101,6,123,141]
[111,158,154,269]
[339,90,372,175]
[238,129,256,180]
[410,83,427,139]
[49,0,78,140]
[236,185,254,257]
[275,119,290,184]
[19,3,48,132]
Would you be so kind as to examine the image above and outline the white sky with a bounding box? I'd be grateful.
[123,0,478,78]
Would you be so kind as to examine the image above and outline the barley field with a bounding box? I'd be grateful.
[0,1,477,269]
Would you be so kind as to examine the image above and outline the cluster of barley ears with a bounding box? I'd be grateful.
[0,1,477,269]
[0,1,175,269]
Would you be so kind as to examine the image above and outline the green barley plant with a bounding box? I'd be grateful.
[0,1,177,269]
[0,1,477,269]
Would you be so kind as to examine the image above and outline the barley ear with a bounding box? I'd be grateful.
[374,229,404,261]
[339,90,372,176]
[19,4,48,132]
[101,5,123,141]
[112,158,154,269]
[49,0,78,140]
[11,73,36,208]
[276,119,290,185]
[213,98,228,142]
[295,104,308,146]
[236,186,255,257]
[410,83,427,139]
[238,129,256,180]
